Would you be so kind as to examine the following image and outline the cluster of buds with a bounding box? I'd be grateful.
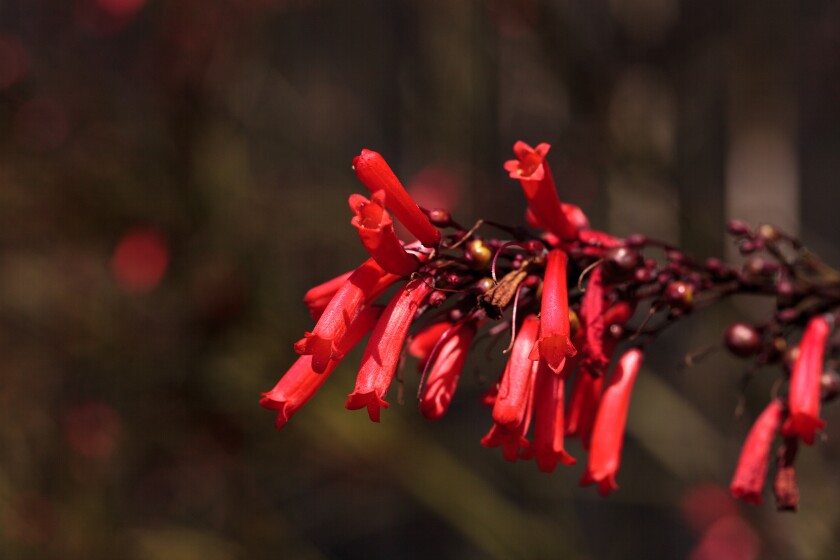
[261,141,840,508]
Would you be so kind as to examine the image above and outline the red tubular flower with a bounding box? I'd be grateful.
[349,190,420,277]
[352,149,441,248]
[419,322,477,420]
[261,305,382,429]
[408,321,453,371]
[346,279,433,422]
[295,258,400,373]
[521,359,576,472]
[581,266,608,374]
[581,348,644,495]
[525,203,590,232]
[504,141,578,241]
[565,367,604,450]
[303,271,353,320]
[782,315,830,445]
[480,412,533,462]
[493,314,541,429]
[730,399,784,505]
[530,249,576,373]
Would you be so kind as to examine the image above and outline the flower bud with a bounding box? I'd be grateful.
[724,323,762,357]
[467,239,492,268]
[665,281,693,309]
[727,220,751,236]
[821,370,840,402]
[427,208,451,227]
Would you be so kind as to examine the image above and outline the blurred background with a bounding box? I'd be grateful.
[1,0,840,558]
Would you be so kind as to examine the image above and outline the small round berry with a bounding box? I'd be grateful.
[727,220,751,236]
[665,281,694,309]
[705,257,723,272]
[569,309,580,337]
[429,290,447,307]
[626,234,647,248]
[738,240,757,255]
[605,246,642,272]
[821,370,840,402]
[474,277,495,294]
[467,239,492,268]
[724,323,762,357]
[524,239,545,253]
[757,223,780,242]
[634,268,655,283]
[427,209,451,227]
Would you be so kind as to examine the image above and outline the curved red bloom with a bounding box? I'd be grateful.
[730,399,784,505]
[493,314,541,429]
[521,359,576,472]
[303,271,353,320]
[581,348,644,495]
[580,266,608,374]
[504,141,578,241]
[346,279,433,422]
[349,190,420,277]
[781,315,830,445]
[530,249,577,373]
[566,367,604,450]
[295,258,400,373]
[525,203,590,232]
[261,305,382,429]
[419,322,477,420]
[408,321,453,370]
[352,149,441,248]
[480,416,533,462]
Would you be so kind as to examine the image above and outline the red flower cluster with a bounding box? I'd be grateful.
[262,141,837,505]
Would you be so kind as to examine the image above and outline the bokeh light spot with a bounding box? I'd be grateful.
[111,228,170,293]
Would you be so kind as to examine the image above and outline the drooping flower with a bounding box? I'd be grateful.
[352,149,441,248]
[565,365,604,450]
[295,258,400,373]
[261,305,382,429]
[521,358,576,471]
[345,279,433,422]
[581,348,644,495]
[730,399,784,505]
[580,266,608,374]
[408,321,453,370]
[504,141,578,241]
[303,271,353,320]
[493,314,541,429]
[349,190,420,277]
[481,315,541,461]
[781,315,830,445]
[530,249,576,373]
[418,322,477,420]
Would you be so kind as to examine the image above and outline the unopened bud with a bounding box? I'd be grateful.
[758,223,781,242]
[727,220,751,236]
[821,370,840,402]
[428,290,447,307]
[625,234,647,248]
[569,309,580,337]
[474,277,495,294]
[665,281,694,309]
[427,208,451,227]
[467,239,492,268]
[724,323,762,357]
